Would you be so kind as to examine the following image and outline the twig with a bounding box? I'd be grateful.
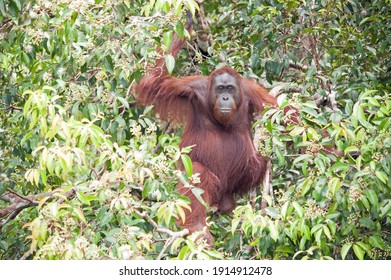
[20,250,32,260]
[0,188,77,228]
[158,236,175,260]
[0,191,38,220]
[133,208,188,237]
[6,188,35,204]
[269,84,287,98]
[0,208,24,228]
[327,82,338,112]
[269,84,301,98]
[289,62,309,72]
[0,101,23,111]
[132,208,189,259]
[261,160,273,210]
[131,14,166,23]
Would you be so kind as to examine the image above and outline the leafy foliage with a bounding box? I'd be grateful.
[1,0,390,260]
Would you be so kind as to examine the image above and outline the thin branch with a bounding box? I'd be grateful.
[327,82,338,112]
[288,62,309,72]
[20,250,32,260]
[269,84,301,98]
[6,188,35,204]
[261,160,273,210]
[269,84,287,98]
[0,188,77,228]
[0,101,23,111]
[130,14,166,23]
[158,236,175,260]
[0,191,38,221]
[288,61,325,77]
[132,208,189,259]
[0,207,25,228]
[133,208,188,237]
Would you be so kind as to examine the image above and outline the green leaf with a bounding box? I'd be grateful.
[331,161,349,172]
[375,171,387,184]
[175,20,184,40]
[314,158,326,173]
[326,211,340,220]
[360,196,370,210]
[379,200,391,218]
[359,217,375,229]
[328,177,341,197]
[366,190,379,208]
[368,236,385,249]
[231,218,240,235]
[183,0,199,16]
[353,102,372,129]
[268,220,279,241]
[344,146,359,156]
[165,203,174,226]
[276,245,295,254]
[301,178,312,196]
[301,223,311,240]
[315,228,322,245]
[311,224,323,234]
[0,0,6,16]
[191,187,205,206]
[165,54,175,75]
[265,60,283,76]
[163,31,173,51]
[366,46,376,56]
[73,208,87,224]
[77,191,91,206]
[103,56,114,73]
[327,220,337,235]
[307,127,319,140]
[39,220,48,241]
[355,155,362,170]
[341,243,352,260]
[379,118,390,131]
[353,244,365,260]
[275,147,285,165]
[180,154,193,177]
[293,154,312,166]
[306,67,316,79]
[281,202,289,220]
[100,212,114,227]
[301,107,318,118]
[39,169,47,186]
[115,94,130,110]
[13,0,21,10]
[323,225,332,240]
[289,126,305,136]
[292,202,304,218]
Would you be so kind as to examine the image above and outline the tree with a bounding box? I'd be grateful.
[0,0,390,260]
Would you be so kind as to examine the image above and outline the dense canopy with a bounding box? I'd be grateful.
[0,0,390,260]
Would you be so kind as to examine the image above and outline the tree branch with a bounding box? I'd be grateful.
[0,101,23,111]
[327,82,338,112]
[0,188,77,228]
[132,208,189,260]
